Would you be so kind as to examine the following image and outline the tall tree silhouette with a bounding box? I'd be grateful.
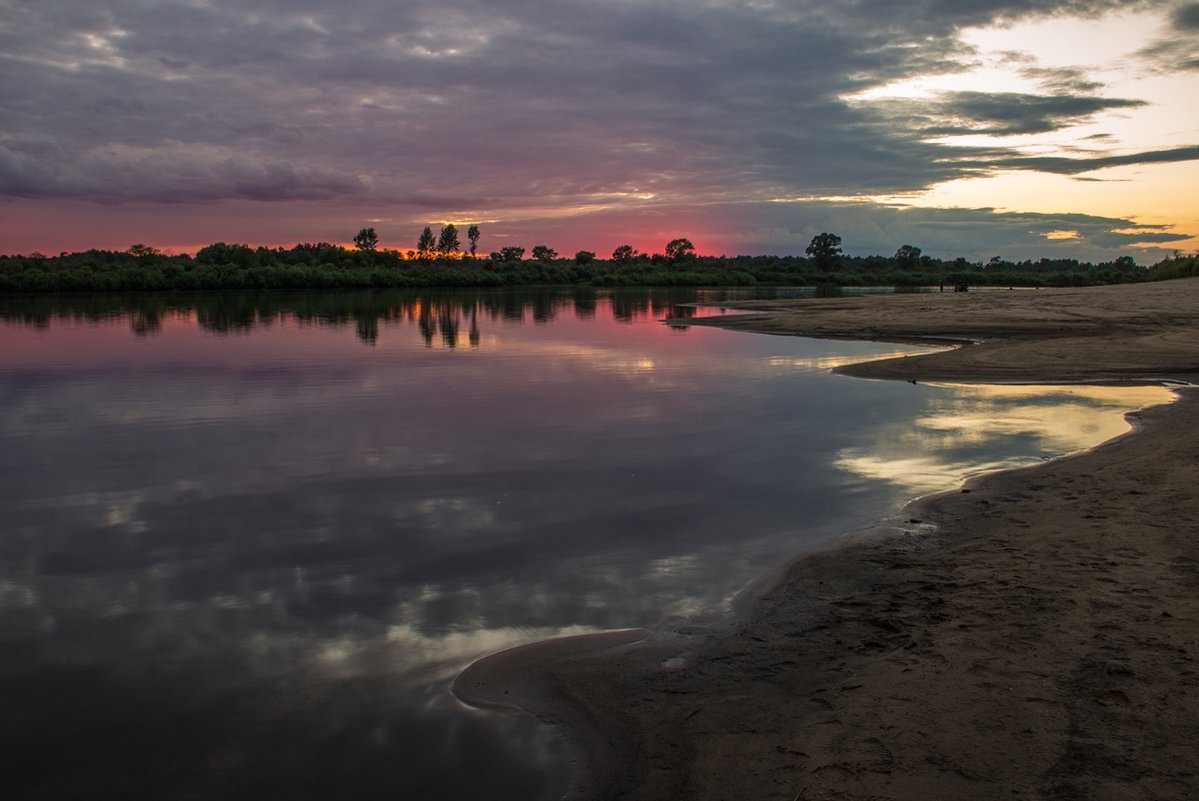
[416,226,436,259]
[353,227,379,251]
[437,224,460,256]
[664,238,695,261]
[894,244,922,269]
[467,225,481,258]
[806,232,842,271]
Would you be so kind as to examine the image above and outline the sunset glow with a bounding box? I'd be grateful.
[1,1,1196,261]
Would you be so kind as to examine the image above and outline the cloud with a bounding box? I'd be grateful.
[1174,2,1199,29]
[0,0,1193,256]
[465,196,1189,263]
[874,91,1146,137]
[1135,2,1199,70]
[0,141,364,202]
[758,202,1192,260]
[991,145,1199,174]
[3,191,1184,263]
[1018,65,1105,93]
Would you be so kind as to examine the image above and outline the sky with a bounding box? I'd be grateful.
[1,0,1197,262]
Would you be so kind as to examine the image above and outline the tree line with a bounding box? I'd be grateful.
[2,226,1194,293]
[347,223,700,266]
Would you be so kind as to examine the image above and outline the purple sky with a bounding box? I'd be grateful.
[2,0,1197,261]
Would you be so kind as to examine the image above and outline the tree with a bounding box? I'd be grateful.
[612,244,639,262]
[416,226,436,259]
[196,242,256,267]
[805,232,842,271]
[127,243,161,258]
[436,224,460,256]
[894,244,921,269]
[353,227,379,251]
[495,246,525,262]
[575,250,596,265]
[664,238,696,261]
[531,245,558,262]
[467,224,481,258]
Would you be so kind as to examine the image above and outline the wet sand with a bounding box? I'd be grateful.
[455,278,1199,800]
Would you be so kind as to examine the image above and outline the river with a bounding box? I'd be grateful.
[0,288,1170,800]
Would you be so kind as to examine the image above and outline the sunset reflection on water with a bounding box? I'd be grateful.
[0,287,1176,801]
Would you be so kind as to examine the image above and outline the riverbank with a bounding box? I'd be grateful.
[454,278,1199,800]
[2,247,1169,293]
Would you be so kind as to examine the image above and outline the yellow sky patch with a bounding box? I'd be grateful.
[846,7,1199,252]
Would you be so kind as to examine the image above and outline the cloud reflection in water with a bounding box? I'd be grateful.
[836,383,1173,494]
[0,289,1175,800]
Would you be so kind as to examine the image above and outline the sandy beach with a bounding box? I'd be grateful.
[455,278,1199,800]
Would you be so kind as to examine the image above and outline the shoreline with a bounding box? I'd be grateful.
[455,279,1199,800]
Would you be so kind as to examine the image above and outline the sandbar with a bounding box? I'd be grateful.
[455,278,1199,800]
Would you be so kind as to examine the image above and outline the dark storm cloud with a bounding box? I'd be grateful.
[0,0,1189,212]
[1174,2,1199,28]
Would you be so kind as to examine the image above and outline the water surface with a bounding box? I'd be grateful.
[0,288,1170,800]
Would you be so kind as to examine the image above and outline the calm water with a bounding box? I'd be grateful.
[0,288,1170,800]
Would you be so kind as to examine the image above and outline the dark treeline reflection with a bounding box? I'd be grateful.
[0,287,744,344]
